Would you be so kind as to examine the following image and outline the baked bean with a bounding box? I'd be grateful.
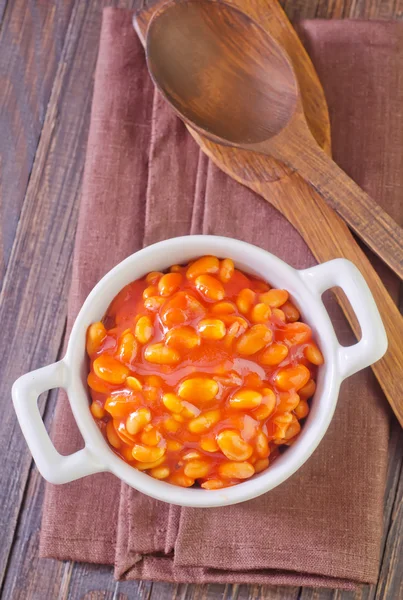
[254,388,276,420]
[144,343,180,365]
[274,365,311,392]
[259,342,288,366]
[299,379,316,399]
[186,256,219,279]
[150,466,170,479]
[162,393,183,413]
[158,272,183,296]
[143,285,159,299]
[86,322,106,356]
[178,377,219,403]
[250,303,271,323]
[197,318,226,340]
[135,316,154,344]
[188,410,221,434]
[104,394,140,418]
[165,326,200,349]
[282,300,300,322]
[87,256,323,489]
[126,408,152,435]
[259,289,288,307]
[219,258,235,283]
[168,473,195,487]
[304,342,324,365]
[255,431,270,458]
[93,355,129,384]
[236,288,256,314]
[135,456,166,471]
[184,459,211,479]
[106,420,121,449]
[87,372,110,394]
[90,401,105,419]
[236,324,272,355]
[218,461,255,480]
[117,331,137,364]
[281,322,312,345]
[294,399,310,420]
[126,376,143,391]
[254,457,270,474]
[201,479,225,490]
[211,301,236,315]
[132,444,166,463]
[146,271,163,285]
[230,389,262,410]
[195,274,225,301]
[217,430,253,461]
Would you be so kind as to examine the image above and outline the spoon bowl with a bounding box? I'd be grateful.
[146,0,299,144]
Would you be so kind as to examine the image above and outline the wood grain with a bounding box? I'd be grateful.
[0,0,401,599]
[0,0,75,287]
[281,0,403,19]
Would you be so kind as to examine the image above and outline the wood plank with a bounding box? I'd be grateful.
[373,305,403,600]
[0,0,75,286]
[0,0,145,597]
[280,0,403,18]
[375,461,403,600]
[148,581,300,598]
[236,584,300,599]
[0,0,92,589]
[63,566,154,600]
[0,389,73,600]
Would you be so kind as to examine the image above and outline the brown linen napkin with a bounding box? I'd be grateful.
[40,9,403,588]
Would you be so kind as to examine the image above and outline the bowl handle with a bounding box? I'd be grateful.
[299,259,388,380]
[12,361,105,484]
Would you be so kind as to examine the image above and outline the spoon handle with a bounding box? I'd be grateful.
[253,175,403,427]
[276,140,403,280]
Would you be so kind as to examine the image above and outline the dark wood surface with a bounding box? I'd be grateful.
[0,1,402,599]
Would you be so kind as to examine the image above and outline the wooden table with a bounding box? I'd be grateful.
[1,1,402,599]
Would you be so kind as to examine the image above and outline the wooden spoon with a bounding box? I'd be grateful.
[135,0,403,424]
[146,0,403,280]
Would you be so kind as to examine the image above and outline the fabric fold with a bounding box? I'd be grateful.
[41,9,403,589]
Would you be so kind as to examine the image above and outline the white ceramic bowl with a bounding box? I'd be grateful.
[12,236,387,507]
